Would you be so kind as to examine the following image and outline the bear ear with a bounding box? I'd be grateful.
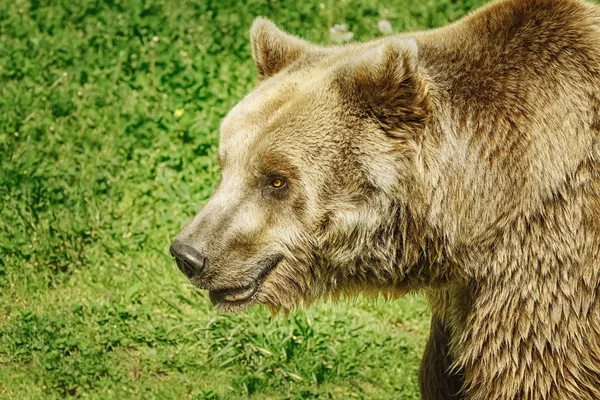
[345,38,429,137]
[250,17,311,80]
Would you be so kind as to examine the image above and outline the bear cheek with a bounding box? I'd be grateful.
[256,260,312,310]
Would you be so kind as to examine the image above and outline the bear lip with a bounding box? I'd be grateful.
[208,255,283,312]
[209,283,259,309]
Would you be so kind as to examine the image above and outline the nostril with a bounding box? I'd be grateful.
[169,239,207,278]
[175,258,196,279]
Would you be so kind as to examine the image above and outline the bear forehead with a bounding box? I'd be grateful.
[218,67,338,164]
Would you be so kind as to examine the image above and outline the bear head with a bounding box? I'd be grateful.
[171,18,439,312]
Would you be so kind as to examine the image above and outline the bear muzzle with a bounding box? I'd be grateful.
[169,238,285,311]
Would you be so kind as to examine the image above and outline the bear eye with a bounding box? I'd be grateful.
[260,174,289,199]
[271,177,286,188]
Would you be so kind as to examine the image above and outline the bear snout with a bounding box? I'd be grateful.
[169,239,207,279]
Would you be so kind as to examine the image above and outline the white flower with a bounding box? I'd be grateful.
[378,19,393,35]
[329,23,354,43]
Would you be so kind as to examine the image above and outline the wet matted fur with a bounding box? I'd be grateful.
[172,0,600,398]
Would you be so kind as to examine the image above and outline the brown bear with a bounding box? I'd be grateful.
[170,0,600,398]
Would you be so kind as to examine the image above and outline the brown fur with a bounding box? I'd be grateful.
[172,0,600,398]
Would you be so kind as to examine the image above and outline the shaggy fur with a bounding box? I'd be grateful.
[172,0,600,398]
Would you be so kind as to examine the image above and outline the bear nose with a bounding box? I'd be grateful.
[169,239,206,279]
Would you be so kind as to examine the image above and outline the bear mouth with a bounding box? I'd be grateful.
[208,255,283,312]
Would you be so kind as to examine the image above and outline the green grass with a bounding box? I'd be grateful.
[0,0,490,398]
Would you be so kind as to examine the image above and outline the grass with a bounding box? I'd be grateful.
[0,0,492,398]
